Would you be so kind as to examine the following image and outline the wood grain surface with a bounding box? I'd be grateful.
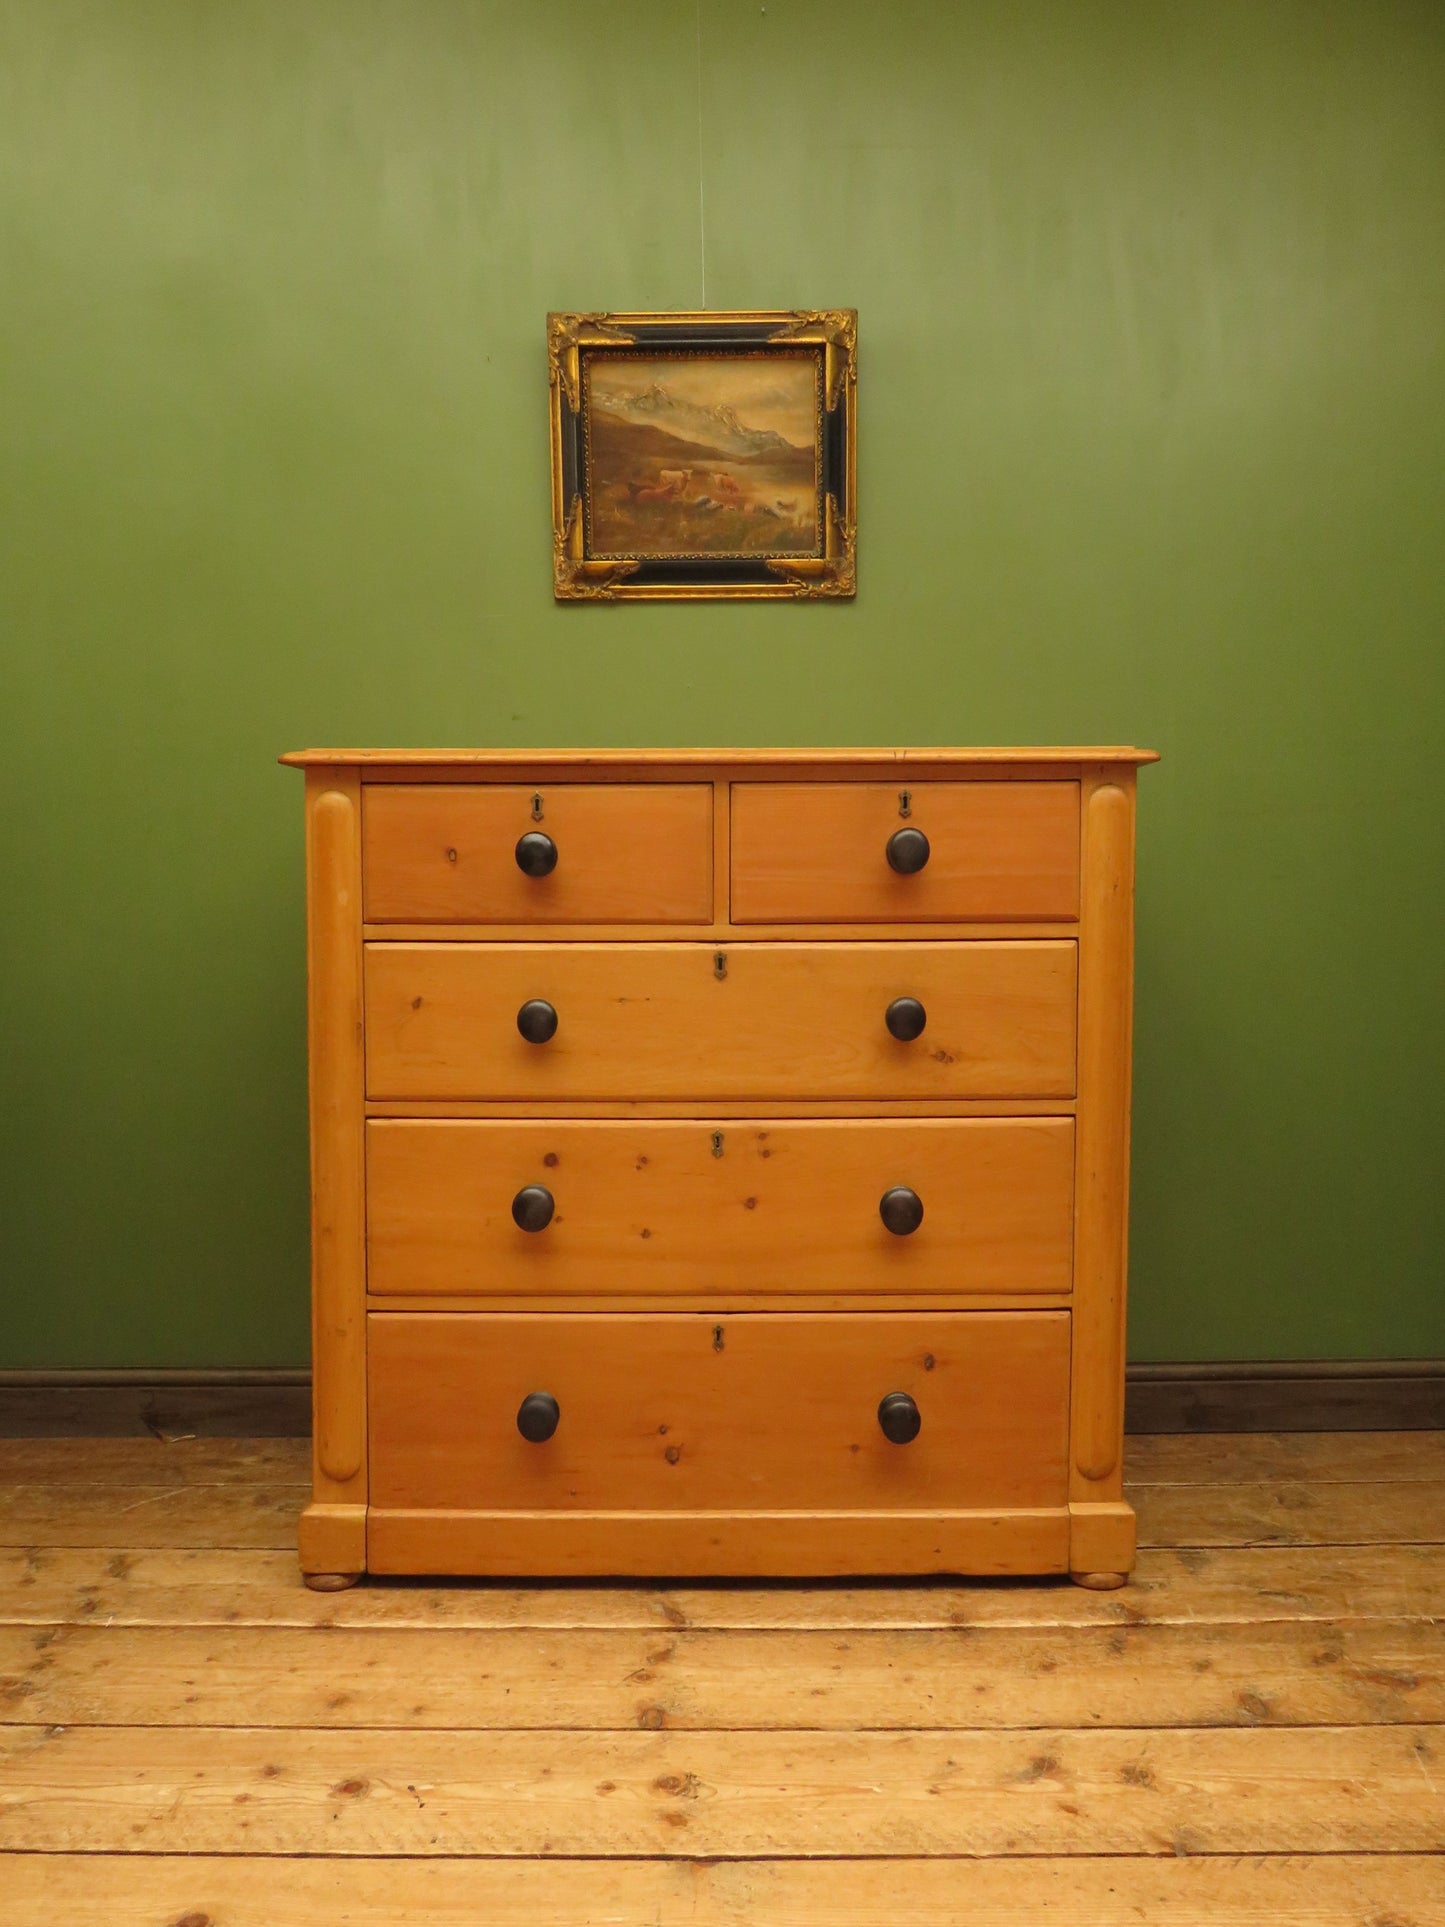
[367,1310,1070,1513]
[280,746,1161,768]
[363,782,714,924]
[2,1429,1441,1923]
[362,940,1078,1100]
[3,1539,1443,1631]
[3,1723,1440,1856]
[1,1617,1439,1730]
[365,1115,1076,1299]
[8,1853,1440,1927]
[729,780,1080,922]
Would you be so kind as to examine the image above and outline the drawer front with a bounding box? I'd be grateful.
[730,782,1079,922]
[369,1310,1070,1511]
[364,941,1077,1100]
[367,1117,1074,1298]
[363,784,713,923]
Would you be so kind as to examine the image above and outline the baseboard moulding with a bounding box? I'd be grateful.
[1,1360,1441,1437]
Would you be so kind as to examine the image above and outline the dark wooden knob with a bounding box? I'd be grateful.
[886,827,930,874]
[515,831,558,878]
[885,996,927,1041]
[880,1186,924,1235]
[878,1392,921,1443]
[511,1185,555,1232]
[517,998,558,1044]
[517,1392,560,1442]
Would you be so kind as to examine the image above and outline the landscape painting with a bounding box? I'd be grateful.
[582,350,823,558]
[549,310,855,600]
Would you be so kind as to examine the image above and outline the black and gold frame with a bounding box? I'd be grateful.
[548,310,856,601]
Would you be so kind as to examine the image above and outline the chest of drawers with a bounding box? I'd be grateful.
[282,747,1156,1590]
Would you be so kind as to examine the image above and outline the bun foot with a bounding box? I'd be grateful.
[303,1571,361,1592]
[1072,1570,1128,1591]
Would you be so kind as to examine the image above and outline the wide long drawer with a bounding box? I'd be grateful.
[363,941,1077,1099]
[368,1310,1071,1513]
[366,1116,1074,1297]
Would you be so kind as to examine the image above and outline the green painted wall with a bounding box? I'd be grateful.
[3,1,1442,1368]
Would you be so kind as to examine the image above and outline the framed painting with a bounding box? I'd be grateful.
[548,309,856,601]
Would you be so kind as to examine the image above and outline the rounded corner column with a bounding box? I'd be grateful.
[1069,774,1138,1562]
[303,769,368,1572]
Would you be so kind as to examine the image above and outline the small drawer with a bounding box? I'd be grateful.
[363,940,1077,1101]
[366,1116,1074,1299]
[362,783,713,923]
[730,781,1079,923]
[368,1310,1070,1513]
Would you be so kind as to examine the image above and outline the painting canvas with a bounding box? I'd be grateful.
[583,351,822,559]
[548,310,856,600]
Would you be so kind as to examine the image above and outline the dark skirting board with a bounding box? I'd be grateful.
[0,1363,1441,1437]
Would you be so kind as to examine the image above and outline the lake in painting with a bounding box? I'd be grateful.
[583,351,822,557]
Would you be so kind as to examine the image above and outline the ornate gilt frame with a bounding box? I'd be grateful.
[548,309,856,601]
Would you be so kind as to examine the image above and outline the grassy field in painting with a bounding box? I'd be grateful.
[586,411,819,557]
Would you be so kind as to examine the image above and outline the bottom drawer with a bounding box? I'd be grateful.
[368,1310,1070,1514]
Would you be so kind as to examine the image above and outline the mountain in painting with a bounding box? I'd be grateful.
[597,381,808,463]
[587,410,728,468]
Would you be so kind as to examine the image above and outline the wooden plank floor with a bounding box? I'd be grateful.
[1,1435,1441,1924]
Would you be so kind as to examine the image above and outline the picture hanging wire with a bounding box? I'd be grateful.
[695,0,707,307]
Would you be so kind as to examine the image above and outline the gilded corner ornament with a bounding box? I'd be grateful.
[769,309,858,409]
[552,496,639,600]
[547,312,638,414]
[766,495,856,596]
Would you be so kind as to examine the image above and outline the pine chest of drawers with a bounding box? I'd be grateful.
[281,746,1156,1590]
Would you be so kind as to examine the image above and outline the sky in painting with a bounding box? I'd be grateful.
[588,352,818,450]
